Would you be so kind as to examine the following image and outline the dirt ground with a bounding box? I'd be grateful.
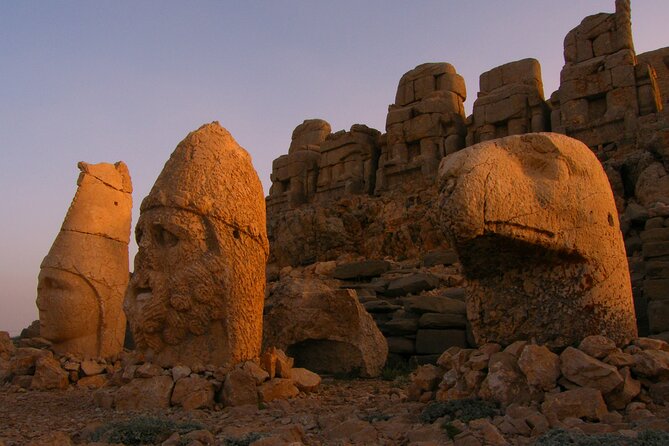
[0,378,430,446]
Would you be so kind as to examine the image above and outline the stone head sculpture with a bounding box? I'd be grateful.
[37,161,132,358]
[438,133,637,348]
[124,122,269,368]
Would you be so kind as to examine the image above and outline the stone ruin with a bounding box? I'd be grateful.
[37,161,132,359]
[265,0,669,364]
[124,122,269,369]
[438,133,637,348]
[467,58,550,144]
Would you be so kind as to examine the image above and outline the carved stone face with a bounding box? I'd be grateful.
[124,206,229,354]
[36,267,100,344]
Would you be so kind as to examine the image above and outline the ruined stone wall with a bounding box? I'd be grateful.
[266,0,669,356]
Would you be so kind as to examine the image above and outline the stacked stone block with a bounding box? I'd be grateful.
[467,58,550,145]
[553,0,660,150]
[316,124,381,202]
[266,119,330,213]
[638,48,669,107]
[375,63,467,193]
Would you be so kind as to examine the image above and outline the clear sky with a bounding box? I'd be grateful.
[1,1,668,336]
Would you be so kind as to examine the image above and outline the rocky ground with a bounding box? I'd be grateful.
[2,374,669,446]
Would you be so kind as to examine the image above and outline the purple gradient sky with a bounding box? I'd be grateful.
[1,1,668,335]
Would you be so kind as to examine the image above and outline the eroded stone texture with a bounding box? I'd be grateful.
[638,47,669,107]
[438,133,637,348]
[267,120,329,212]
[468,59,551,145]
[263,277,387,378]
[124,122,269,368]
[316,125,380,201]
[554,0,661,148]
[37,161,132,358]
[376,63,467,193]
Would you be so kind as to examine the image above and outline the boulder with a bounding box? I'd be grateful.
[290,367,321,392]
[560,347,623,394]
[171,376,215,410]
[541,388,608,421]
[437,133,637,348]
[30,356,69,390]
[479,352,530,406]
[578,335,617,359]
[517,344,560,391]
[10,348,51,376]
[115,376,174,410]
[257,378,299,403]
[632,349,669,379]
[80,360,106,377]
[263,277,387,377]
[220,368,257,407]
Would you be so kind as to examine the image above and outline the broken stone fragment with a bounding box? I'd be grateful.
[37,161,131,359]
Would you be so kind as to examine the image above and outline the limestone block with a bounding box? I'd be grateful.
[125,122,269,368]
[384,273,439,297]
[257,378,299,403]
[437,133,637,349]
[517,345,560,391]
[418,312,467,329]
[220,367,257,406]
[386,106,413,126]
[115,376,174,410]
[38,161,131,359]
[30,356,69,390]
[635,162,669,207]
[578,335,617,359]
[290,367,321,392]
[332,260,390,279]
[263,277,387,377]
[649,300,669,333]
[644,279,669,301]
[171,376,215,410]
[406,295,465,315]
[288,119,331,154]
[541,388,608,422]
[560,347,623,394]
[415,329,466,354]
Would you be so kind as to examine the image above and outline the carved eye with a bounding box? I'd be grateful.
[154,224,178,247]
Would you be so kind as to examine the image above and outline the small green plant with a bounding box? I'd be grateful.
[441,421,462,439]
[88,416,205,445]
[419,398,498,424]
[224,432,264,446]
[532,428,669,445]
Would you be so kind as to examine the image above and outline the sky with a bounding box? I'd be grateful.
[1,0,668,336]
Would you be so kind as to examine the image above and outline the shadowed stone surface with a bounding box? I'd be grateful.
[37,161,132,358]
[438,133,637,348]
[124,122,269,368]
[263,277,387,378]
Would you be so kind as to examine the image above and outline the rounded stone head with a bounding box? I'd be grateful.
[124,122,269,368]
[37,161,132,358]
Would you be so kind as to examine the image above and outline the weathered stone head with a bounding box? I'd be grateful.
[37,161,132,358]
[438,133,637,348]
[125,122,269,368]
